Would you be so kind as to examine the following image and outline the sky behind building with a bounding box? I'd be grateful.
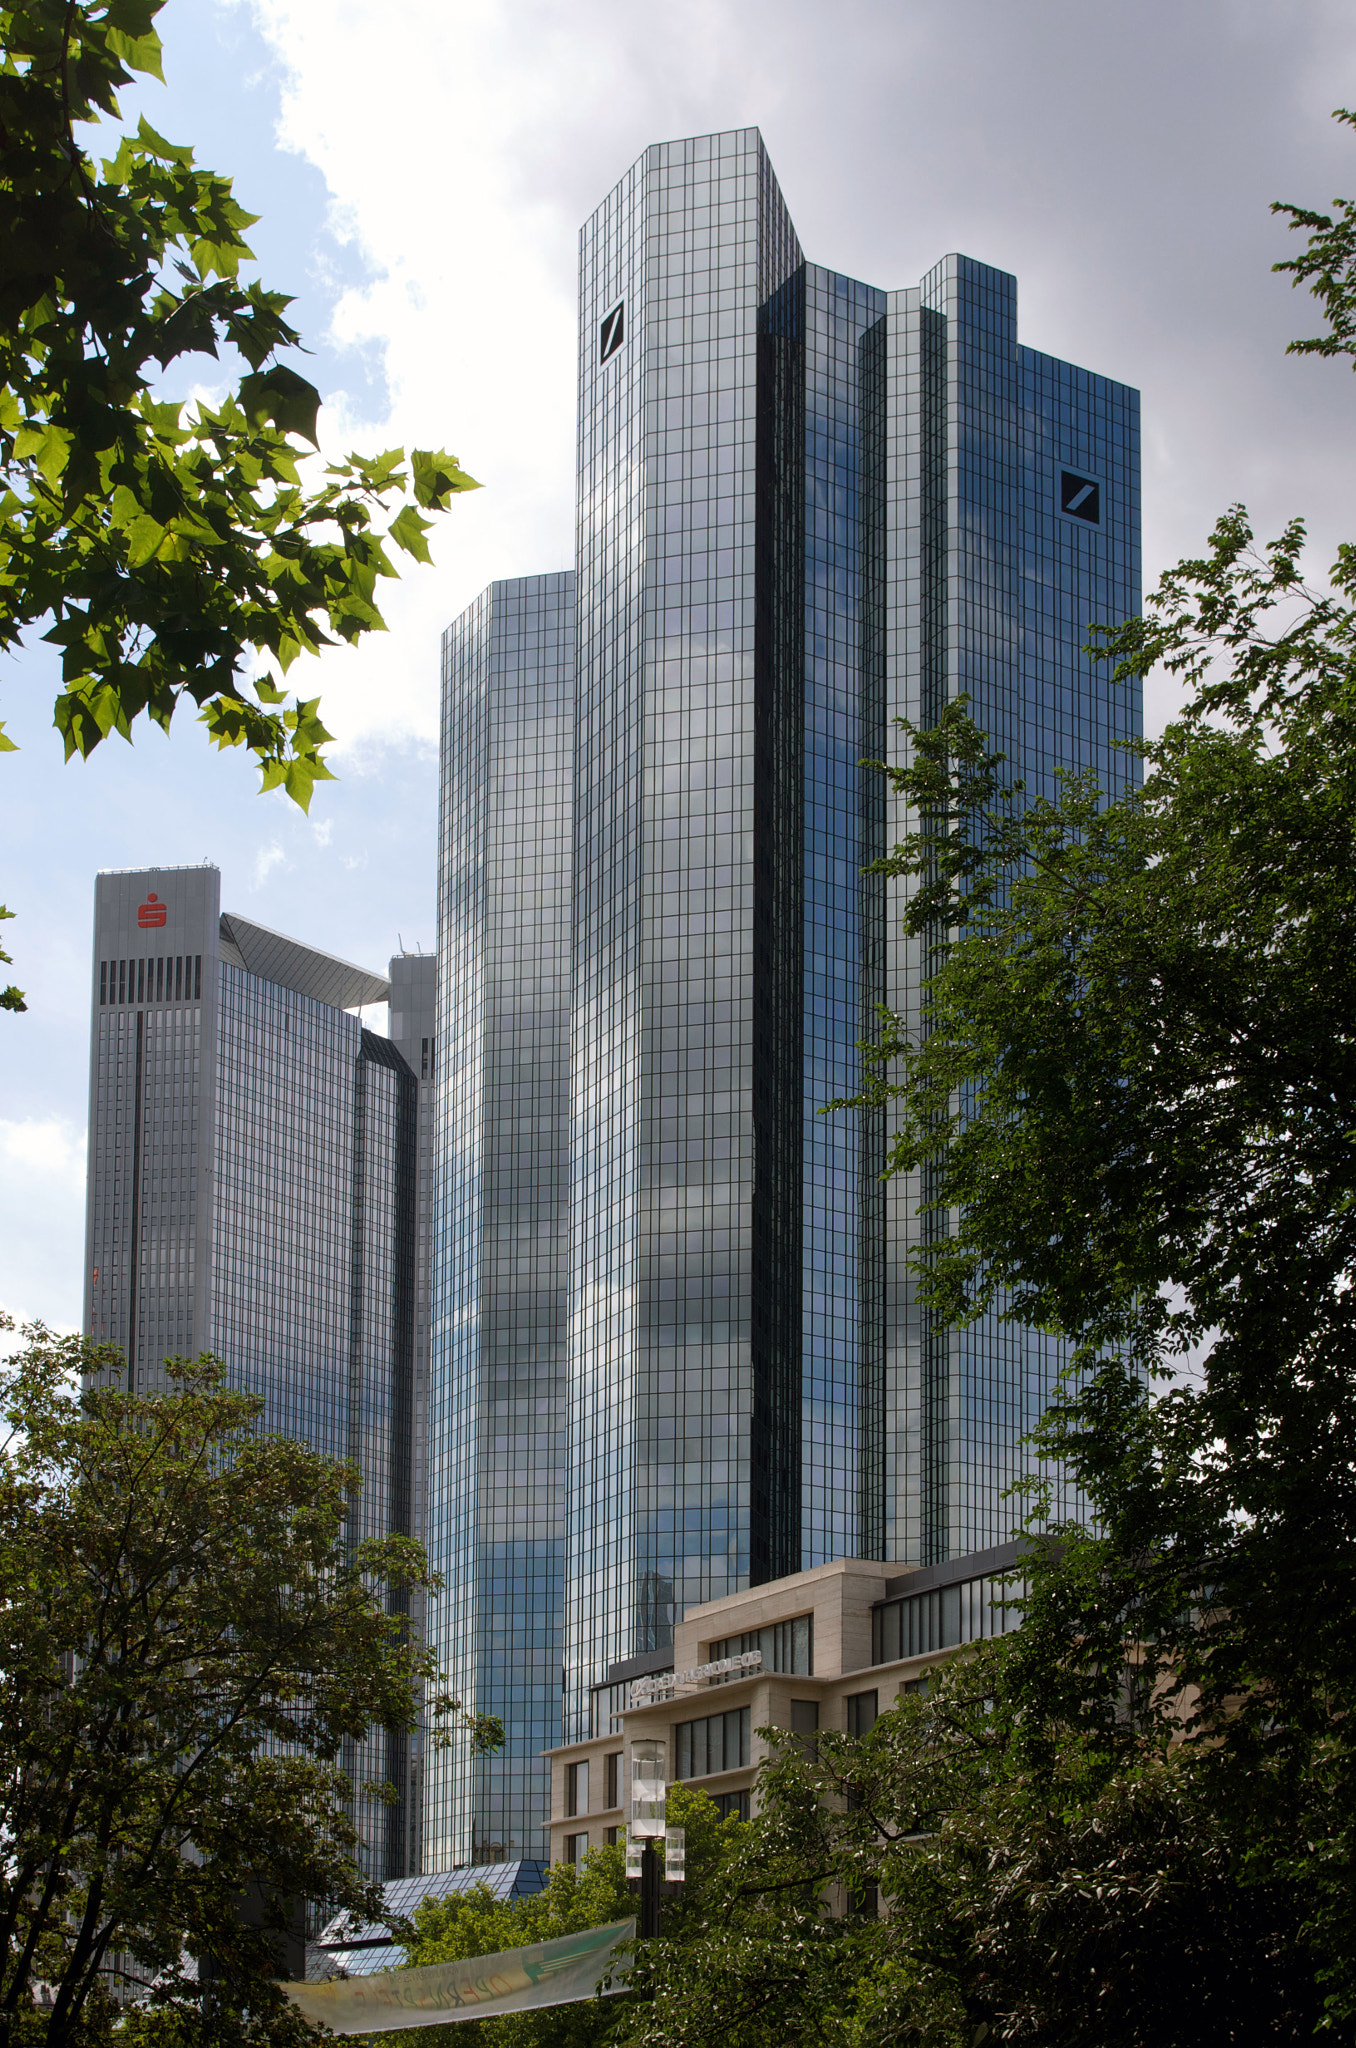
[4,0,1356,1335]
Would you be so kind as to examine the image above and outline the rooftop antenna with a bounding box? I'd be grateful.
[398,932,404,954]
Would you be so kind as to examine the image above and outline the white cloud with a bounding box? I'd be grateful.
[311,816,333,847]
[223,0,1356,758]
[0,1117,87,1337]
[251,839,288,887]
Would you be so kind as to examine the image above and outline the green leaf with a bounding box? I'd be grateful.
[238,366,321,446]
[0,21,477,839]
[105,25,166,84]
[123,511,166,567]
[388,503,433,564]
[410,446,482,507]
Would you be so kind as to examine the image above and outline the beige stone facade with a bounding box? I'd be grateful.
[545,1545,1023,1863]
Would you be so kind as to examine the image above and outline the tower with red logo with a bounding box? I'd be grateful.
[83,864,429,1883]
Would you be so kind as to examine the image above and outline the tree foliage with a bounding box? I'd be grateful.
[374,1788,745,2048]
[827,102,1356,2034]
[1274,106,1356,365]
[0,0,479,1002]
[620,1666,1333,2048]
[0,1319,457,2048]
[422,1682,1330,2048]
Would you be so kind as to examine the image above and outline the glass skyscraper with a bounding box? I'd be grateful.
[427,576,575,1869]
[432,128,1140,1849]
[83,866,429,1880]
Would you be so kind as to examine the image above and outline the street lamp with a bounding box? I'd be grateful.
[628,1739,666,1937]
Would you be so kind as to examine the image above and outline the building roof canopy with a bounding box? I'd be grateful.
[219,912,389,1010]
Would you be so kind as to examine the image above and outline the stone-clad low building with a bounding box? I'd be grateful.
[544,1543,1027,1864]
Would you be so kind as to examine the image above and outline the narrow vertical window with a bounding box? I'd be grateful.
[175,957,182,1000]
[137,959,145,1002]
[100,962,107,1005]
[846,1690,878,1737]
[156,957,164,1000]
[194,955,201,998]
[118,961,126,1005]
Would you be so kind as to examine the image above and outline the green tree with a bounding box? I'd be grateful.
[627,1665,1330,2048]
[0,1318,489,2048]
[378,1787,742,2048]
[832,104,1356,2033]
[0,0,480,1008]
[1273,105,1356,366]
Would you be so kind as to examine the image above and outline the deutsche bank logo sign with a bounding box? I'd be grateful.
[599,301,625,364]
[1060,471,1101,524]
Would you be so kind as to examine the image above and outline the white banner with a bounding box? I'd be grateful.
[283,1918,635,2035]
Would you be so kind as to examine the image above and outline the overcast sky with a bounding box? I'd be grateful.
[4,0,1355,1331]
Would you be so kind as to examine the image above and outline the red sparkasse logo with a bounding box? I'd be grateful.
[137,893,167,929]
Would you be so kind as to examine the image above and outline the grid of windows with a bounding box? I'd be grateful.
[86,995,204,1372]
[566,127,803,1747]
[438,130,1141,1853]
[83,867,422,1883]
[871,1570,1024,1663]
[212,979,419,1880]
[674,1705,750,1779]
[797,265,888,1567]
[428,574,574,1869]
[707,1611,812,1677]
[389,953,437,1878]
[879,259,1141,1565]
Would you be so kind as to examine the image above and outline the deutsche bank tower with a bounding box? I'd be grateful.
[430,129,1140,1865]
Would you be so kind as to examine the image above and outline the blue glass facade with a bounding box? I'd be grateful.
[567,132,803,1746]
[797,265,889,1569]
[878,260,1141,1564]
[433,129,1141,1848]
[428,575,574,1867]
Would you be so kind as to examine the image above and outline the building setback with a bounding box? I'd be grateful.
[83,865,428,1881]
[388,947,438,1876]
[432,125,1141,1860]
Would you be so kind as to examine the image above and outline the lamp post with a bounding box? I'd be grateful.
[627,1738,666,1938]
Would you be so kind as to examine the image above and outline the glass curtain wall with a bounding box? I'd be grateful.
[85,869,422,1882]
[428,574,575,1866]
[879,259,1142,1564]
[433,132,1142,1816]
[798,264,888,1567]
[566,131,802,1742]
[212,976,419,1879]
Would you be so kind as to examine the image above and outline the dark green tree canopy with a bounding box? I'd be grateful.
[0,1320,492,2048]
[404,1688,1333,2048]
